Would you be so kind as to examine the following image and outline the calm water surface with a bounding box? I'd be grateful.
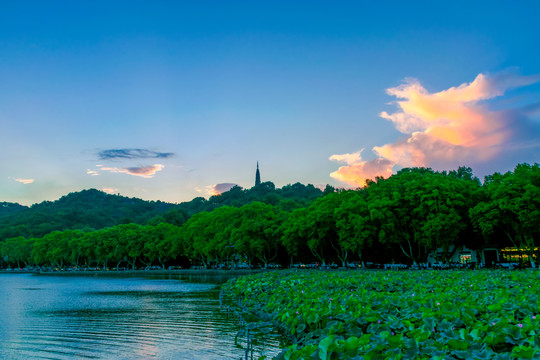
[0,273,284,360]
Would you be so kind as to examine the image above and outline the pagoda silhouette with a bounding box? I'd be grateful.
[255,161,261,187]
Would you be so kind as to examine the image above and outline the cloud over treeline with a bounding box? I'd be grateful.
[98,149,174,160]
[330,71,540,187]
[101,187,118,194]
[207,183,239,196]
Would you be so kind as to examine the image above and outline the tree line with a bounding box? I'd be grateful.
[0,182,324,241]
[1,163,539,269]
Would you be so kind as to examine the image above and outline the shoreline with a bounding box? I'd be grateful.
[0,269,266,276]
[1,266,536,276]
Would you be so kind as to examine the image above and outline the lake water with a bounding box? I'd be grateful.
[0,273,284,360]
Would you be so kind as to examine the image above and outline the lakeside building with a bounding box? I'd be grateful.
[427,245,539,267]
[427,245,499,266]
[499,247,539,264]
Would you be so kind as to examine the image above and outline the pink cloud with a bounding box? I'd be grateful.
[330,150,394,187]
[206,183,238,196]
[330,71,540,187]
[100,164,165,178]
[101,187,118,194]
[14,178,35,184]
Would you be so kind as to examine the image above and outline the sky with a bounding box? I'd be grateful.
[1,1,540,206]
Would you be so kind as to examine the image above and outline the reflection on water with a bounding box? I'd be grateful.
[0,274,284,359]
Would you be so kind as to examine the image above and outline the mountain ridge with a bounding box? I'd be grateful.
[0,182,325,241]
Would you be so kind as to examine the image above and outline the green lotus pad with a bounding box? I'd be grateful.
[223,270,540,360]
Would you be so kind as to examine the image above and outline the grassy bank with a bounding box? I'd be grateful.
[223,270,540,360]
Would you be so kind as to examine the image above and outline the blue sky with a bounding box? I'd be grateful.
[1,1,539,205]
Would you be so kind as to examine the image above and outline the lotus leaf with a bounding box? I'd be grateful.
[222,270,540,359]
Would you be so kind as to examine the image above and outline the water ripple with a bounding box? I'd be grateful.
[0,275,285,360]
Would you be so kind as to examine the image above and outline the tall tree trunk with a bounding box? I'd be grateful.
[330,240,347,267]
[309,247,325,267]
[505,231,525,265]
[400,238,417,265]
[526,236,536,268]
[262,247,278,268]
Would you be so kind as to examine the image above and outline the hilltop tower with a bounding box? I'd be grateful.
[255,161,261,187]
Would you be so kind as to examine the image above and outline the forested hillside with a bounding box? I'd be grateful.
[0,182,324,242]
[1,163,539,270]
[0,189,176,241]
[0,202,28,219]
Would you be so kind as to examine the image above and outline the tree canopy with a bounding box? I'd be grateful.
[0,182,323,242]
[2,163,539,269]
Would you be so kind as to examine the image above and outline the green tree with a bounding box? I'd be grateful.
[367,170,426,264]
[335,191,375,266]
[280,207,310,265]
[42,231,71,268]
[183,211,213,267]
[416,168,481,261]
[63,229,85,269]
[231,202,285,268]
[117,223,145,269]
[471,163,540,267]
[366,168,482,264]
[142,223,179,268]
[303,193,346,266]
[182,206,241,268]
[94,228,115,270]
[1,236,33,268]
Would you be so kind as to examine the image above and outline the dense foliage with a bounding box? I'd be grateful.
[223,270,540,360]
[0,189,176,241]
[0,202,27,219]
[0,182,323,242]
[1,163,539,269]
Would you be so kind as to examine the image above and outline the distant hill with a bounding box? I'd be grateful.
[0,182,325,241]
[189,181,325,213]
[0,202,28,219]
[0,189,176,240]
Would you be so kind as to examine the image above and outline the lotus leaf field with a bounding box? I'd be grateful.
[223,270,540,360]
